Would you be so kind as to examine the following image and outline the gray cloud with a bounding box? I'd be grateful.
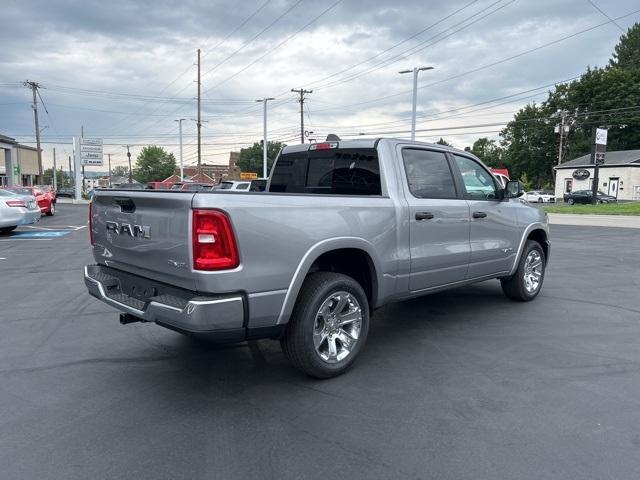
[1,0,637,167]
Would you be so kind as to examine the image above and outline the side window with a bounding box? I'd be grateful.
[453,155,498,200]
[402,149,457,199]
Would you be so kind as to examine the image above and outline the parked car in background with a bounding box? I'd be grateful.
[563,190,617,205]
[216,180,251,191]
[36,185,57,203]
[4,186,55,215]
[170,182,215,191]
[249,178,268,192]
[181,183,214,191]
[524,190,555,203]
[57,188,75,198]
[146,181,174,190]
[113,183,144,190]
[0,189,41,233]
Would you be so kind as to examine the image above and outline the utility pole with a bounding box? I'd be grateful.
[555,110,569,166]
[197,48,202,178]
[24,80,43,180]
[291,88,312,143]
[398,67,434,141]
[53,148,57,191]
[107,153,112,187]
[175,118,186,180]
[126,145,132,183]
[256,97,275,178]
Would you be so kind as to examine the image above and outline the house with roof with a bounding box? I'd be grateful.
[554,150,640,201]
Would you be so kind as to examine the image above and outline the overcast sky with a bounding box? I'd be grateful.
[0,0,637,170]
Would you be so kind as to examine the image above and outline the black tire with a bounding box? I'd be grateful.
[538,197,543,203]
[46,202,55,216]
[0,226,17,234]
[281,272,370,379]
[501,240,546,302]
[567,198,575,205]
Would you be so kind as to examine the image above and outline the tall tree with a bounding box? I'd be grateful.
[609,22,640,70]
[435,138,452,146]
[465,137,505,167]
[237,141,285,177]
[498,22,640,186]
[132,146,176,183]
[111,165,129,178]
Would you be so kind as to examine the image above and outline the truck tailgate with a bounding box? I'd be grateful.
[91,190,196,290]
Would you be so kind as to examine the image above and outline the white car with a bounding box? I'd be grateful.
[0,189,41,234]
[524,190,555,203]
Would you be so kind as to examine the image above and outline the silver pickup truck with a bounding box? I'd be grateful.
[85,138,550,378]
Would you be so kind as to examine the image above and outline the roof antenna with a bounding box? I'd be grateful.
[325,134,341,141]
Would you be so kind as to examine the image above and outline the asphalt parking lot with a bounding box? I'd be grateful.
[1,204,639,480]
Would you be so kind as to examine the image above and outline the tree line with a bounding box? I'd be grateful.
[463,22,640,189]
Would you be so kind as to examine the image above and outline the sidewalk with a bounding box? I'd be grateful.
[57,197,90,205]
[548,213,640,229]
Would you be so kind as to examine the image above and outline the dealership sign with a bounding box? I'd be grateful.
[572,168,590,180]
[79,138,103,166]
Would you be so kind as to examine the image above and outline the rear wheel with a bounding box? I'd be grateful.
[0,226,17,234]
[501,240,546,301]
[567,198,575,205]
[281,272,369,378]
[46,202,55,216]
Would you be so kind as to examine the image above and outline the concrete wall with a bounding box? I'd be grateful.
[555,166,640,201]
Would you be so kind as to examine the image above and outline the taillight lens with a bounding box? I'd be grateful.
[192,209,239,271]
[6,200,27,208]
[89,202,94,245]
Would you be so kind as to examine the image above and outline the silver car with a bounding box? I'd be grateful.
[0,189,41,234]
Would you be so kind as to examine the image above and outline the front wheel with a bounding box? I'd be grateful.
[46,202,55,216]
[501,240,546,301]
[281,272,370,378]
[1,226,17,234]
[567,198,575,205]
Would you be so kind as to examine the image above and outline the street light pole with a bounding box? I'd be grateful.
[126,145,132,183]
[256,97,275,178]
[175,118,186,180]
[399,66,434,141]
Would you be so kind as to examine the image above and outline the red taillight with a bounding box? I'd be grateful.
[89,202,94,245]
[309,142,338,150]
[192,209,239,271]
[6,200,27,208]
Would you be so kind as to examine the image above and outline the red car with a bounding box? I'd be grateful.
[37,185,57,204]
[4,187,55,216]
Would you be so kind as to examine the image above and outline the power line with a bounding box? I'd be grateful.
[586,0,626,33]
[204,0,343,95]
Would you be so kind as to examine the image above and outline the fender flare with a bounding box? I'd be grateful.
[508,222,549,275]
[276,237,383,325]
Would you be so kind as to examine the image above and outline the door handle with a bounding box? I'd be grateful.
[415,212,434,221]
[472,211,487,219]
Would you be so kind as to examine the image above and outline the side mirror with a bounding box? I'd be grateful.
[505,180,524,198]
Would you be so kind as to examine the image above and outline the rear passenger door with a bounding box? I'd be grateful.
[401,148,471,292]
[450,154,520,278]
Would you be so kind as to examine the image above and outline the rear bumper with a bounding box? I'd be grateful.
[84,264,245,334]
